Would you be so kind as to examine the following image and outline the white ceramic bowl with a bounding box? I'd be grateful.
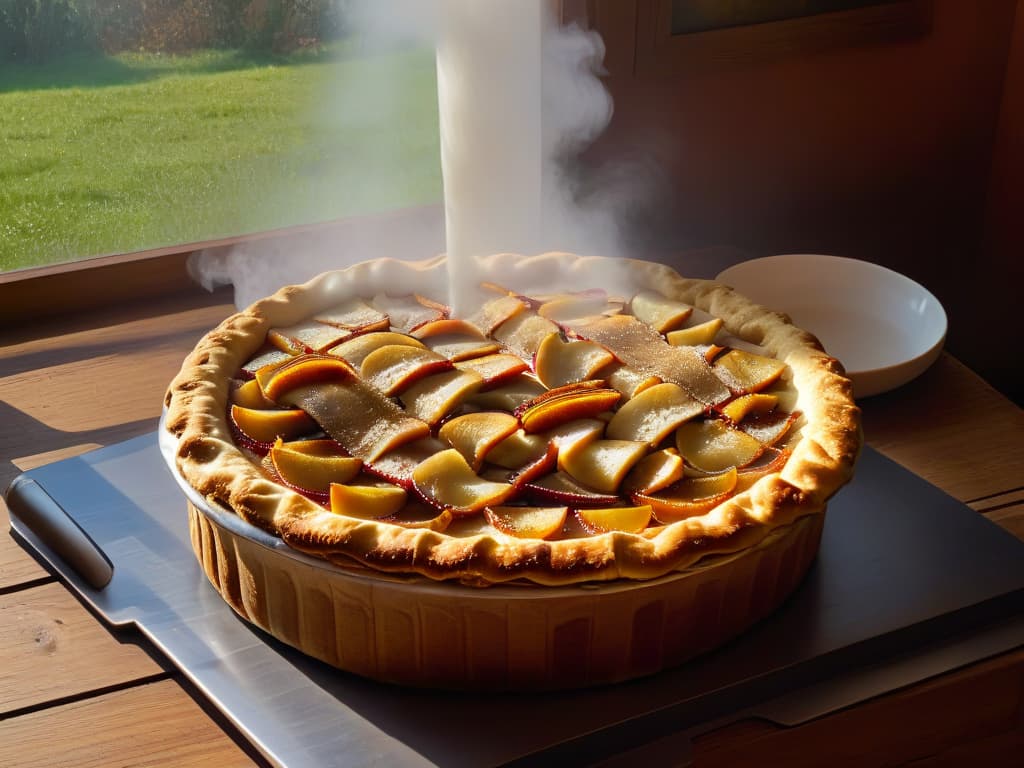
[717,254,947,399]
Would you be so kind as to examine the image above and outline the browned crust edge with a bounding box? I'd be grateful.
[164,253,861,586]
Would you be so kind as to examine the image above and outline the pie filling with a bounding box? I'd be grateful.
[227,285,803,541]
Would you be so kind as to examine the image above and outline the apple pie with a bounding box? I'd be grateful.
[163,253,860,688]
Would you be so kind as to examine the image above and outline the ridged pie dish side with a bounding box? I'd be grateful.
[163,253,861,588]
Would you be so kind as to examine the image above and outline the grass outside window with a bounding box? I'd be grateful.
[0,44,442,273]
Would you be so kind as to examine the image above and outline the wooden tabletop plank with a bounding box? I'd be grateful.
[860,354,1024,503]
[0,580,164,716]
[0,679,260,768]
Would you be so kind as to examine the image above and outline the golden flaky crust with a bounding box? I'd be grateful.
[164,253,861,586]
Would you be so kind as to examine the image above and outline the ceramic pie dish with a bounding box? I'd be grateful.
[162,252,861,689]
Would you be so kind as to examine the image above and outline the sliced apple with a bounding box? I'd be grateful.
[359,344,451,395]
[380,504,454,531]
[485,505,568,540]
[515,381,621,434]
[315,297,390,331]
[422,335,502,363]
[606,365,663,399]
[623,448,684,494]
[537,292,611,323]
[399,368,484,426]
[230,404,316,445]
[576,505,652,534]
[713,349,787,394]
[491,311,560,361]
[633,468,738,524]
[486,429,550,469]
[230,378,274,409]
[267,321,352,354]
[438,412,520,471]
[329,331,426,368]
[675,418,765,472]
[411,318,486,340]
[454,353,529,389]
[412,449,514,514]
[468,374,547,411]
[370,293,445,333]
[271,438,362,492]
[545,418,606,452]
[719,393,779,424]
[365,437,446,489]
[666,317,724,347]
[629,291,694,333]
[330,481,408,519]
[534,332,616,389]
[558,438,649,495]
[605,382,704,446]
[240,345,295,379]
[740,409,801,447]
[735,449,791,492]
[523,471,621,508]
[465,294,528,335]
[259,354,358,401]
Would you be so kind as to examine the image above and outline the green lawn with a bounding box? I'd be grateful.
[0,44,442,272]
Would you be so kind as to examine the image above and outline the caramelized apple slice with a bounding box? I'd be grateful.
[411,318,486,340]
[364,437,445,489]
[360,345,452,395]
[545,418,606,452]
[267,321,352,354]
[605,382,704,446]
[534,332,616,389]
[629,291,694,333]
[241,345,295,379]
[486,429,549,470]
[329,332,426,368]
[230,404,316,444]
[537,293,610,323]
[330,481,408,519]
[379,503,453,531]
[740,409,801,447]
[370,293,445,333]
[623,448,684,494]
[606,365,663,399]
[713,349,787,394]
[271,438,361,492]
[468,374,547,411]
[735,449,791,492]
[423,335,502,362]
[666,317,724,347]
[412,449,514,514]
[523,471,620,507]
[438,412,520,471]
[516,382,621,434]
[485,505,568,540]
[260,354,358,401]
[558,438,649,495]
[491,311,559,361]
[675,418,764,472]
[454,353,529,389]
[230,378,274,409]
[633,468,738,523]
[314,297,390,331]
[465,294,528,335]
[576,505,652,534]
[399,368,484,426]
[719,393,779,423]
[279,380,429,462]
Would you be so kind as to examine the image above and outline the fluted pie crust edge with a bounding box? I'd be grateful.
[164,253,861,587]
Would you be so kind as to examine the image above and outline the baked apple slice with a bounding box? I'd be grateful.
[629,291,694,333]
[537,292,610,323]
[576,504,653,534]
[718,393,779,424]
[230,404,316,445]
[558,438,649,495]
[267,321,353,354]
[606,365,663,399]
[454,353,530,389]
[485,505,568,540]
[259,354,358,401]
[605,382,704,446]
[485,429,550,469]
[399,369,484,426]
[330,480,408,519]
[666,317,724,347]
[359,344,452,395]
[329,331,426,368]
[438,412,520,471]
[523,471,621,508]
[515,381,621,434]
[230,378,274,409]
[623,448,684,494]
[534,332,616,389]
[468,374,547,411]
[314,297,390,332]
[412,449,514,514]
[633,468,738,523]
[675,418,764,472]
[271,438,362,493]
[240,345,295,380]
[370,293,446,333]
[713,349,787,394]
[491,310,560,361]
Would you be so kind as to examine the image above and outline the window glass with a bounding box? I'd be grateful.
[0,1,441,273]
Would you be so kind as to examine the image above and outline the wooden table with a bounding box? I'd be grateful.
[1,288,1022,767]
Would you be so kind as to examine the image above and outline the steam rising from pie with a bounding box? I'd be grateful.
[189,0,640,311]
